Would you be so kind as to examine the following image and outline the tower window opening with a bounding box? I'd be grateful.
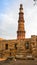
[25,42,29,49]
[5,44,8,50]
[15,43,17,50]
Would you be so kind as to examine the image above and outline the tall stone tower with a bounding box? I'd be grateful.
[17,4,25,40]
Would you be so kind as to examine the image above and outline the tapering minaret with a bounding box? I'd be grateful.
[17,4,25,40]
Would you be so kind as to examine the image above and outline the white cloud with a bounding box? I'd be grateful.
[25,5,37,38]
[0,10,17,39]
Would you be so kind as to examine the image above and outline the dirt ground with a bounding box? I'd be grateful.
[0,59,37,65]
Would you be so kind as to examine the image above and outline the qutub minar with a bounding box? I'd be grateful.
[0,4,37,59]
[17,4,25,40]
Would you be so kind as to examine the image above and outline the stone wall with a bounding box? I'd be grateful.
[0,36,37,59]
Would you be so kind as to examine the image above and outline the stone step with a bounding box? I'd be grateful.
[17,51,25,53]
[17,52,25,54]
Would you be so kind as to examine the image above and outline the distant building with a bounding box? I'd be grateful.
[0,4,37,59]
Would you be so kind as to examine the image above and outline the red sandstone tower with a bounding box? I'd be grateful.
[17,4,25,40]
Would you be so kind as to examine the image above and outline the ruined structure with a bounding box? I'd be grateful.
[0,4,37,59]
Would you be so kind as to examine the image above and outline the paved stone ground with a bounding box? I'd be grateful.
[0,59,37,65]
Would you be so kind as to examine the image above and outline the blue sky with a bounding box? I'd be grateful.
[0,0,37,39]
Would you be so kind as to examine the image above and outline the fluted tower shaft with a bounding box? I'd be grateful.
[17,4,25,40]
